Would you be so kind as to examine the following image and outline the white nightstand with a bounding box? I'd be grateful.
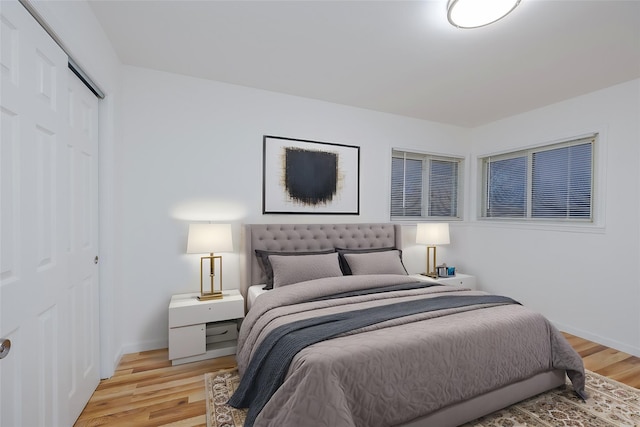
[411,273,476,290]
[168,289,244,365]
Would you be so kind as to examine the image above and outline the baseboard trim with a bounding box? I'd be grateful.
[552,320,640,358]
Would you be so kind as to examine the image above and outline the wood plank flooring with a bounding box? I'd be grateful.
[74,333,640,426]
[563,333,640,388]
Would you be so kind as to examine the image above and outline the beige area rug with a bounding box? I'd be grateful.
[205,369,640,427]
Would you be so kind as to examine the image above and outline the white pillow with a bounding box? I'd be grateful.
[342,250,408,275]
[269,252,343,288]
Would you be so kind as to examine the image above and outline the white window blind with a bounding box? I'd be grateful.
[482,134,595,221]
[486,156,527,217]
[391,150,462,219]
[429,159,459,216]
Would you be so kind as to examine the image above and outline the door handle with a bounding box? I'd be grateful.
[0,339,10,359]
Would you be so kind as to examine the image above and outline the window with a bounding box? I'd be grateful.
[391,150,462,220]
[480,134,595,221]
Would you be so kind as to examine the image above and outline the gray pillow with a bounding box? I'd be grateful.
[336,247,401,275]
[255,249,335,289]
[269,252,343,288]
[342,250,408,275]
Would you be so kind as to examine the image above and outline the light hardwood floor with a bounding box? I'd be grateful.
[74,333,640,427]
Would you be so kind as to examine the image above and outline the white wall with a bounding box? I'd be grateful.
[119,65,469,353]
[463,79,640,356]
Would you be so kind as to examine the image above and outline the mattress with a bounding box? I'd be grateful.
[247,284,268,311]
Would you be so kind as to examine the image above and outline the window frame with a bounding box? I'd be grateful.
[478,133,598,224]
[390,148,464,222]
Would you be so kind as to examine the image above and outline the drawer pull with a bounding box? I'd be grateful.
[210,330,228,337]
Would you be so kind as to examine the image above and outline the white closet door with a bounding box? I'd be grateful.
[0,2,100,426]
[66,66,101,423]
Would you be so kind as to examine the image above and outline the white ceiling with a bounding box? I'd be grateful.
[88,0,640,127]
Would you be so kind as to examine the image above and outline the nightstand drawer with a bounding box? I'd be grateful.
[169,295,244,327]
[440,275,476,289]
[410,273,477,290]
[206,321,238,344]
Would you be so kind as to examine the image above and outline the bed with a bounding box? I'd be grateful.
[234,223,586,427]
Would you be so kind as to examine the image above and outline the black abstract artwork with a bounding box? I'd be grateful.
[263,135,359,215]
[284,148,338,206]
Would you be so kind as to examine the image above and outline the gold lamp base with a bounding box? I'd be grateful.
[423,245,438,278]
[198,254,224,301]
[197,291,223,301]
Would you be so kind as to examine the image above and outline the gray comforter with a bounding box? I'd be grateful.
[235,274,585,427]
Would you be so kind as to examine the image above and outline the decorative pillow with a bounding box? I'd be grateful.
[342,250,408,276]
[255,249,336,290]
[269,252,343,288]
[336,247,402,275]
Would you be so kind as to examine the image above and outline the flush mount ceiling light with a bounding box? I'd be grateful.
[447,0,521,29]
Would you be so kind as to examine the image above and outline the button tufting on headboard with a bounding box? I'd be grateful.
[241,223,402,300]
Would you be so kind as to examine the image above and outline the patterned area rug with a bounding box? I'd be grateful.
[205,369,640,427]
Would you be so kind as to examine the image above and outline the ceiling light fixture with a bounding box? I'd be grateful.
[447,0,521,29]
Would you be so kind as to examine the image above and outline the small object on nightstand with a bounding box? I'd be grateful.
[436,264,456,278]
[436,264,449,278]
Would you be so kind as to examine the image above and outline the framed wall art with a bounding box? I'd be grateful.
[262,135,360,215]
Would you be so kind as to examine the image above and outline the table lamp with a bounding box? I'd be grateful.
[187,223,233,300]
[416,223,450,278]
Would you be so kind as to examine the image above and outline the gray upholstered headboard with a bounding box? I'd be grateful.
[240,223,402,298]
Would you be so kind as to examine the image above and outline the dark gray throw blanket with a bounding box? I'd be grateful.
[228,294,519,427]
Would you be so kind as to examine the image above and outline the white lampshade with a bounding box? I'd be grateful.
[186,224,233,254]
[447,0,521,29]
[416,223,450,246]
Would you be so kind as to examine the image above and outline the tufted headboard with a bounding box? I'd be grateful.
[240,223,402,299]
